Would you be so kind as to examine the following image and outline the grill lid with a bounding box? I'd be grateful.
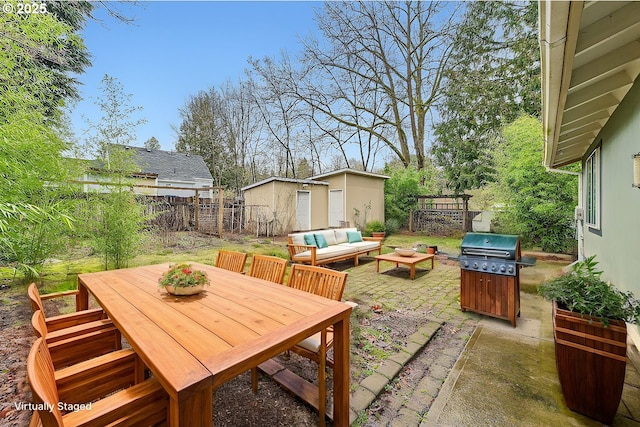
[461,233,520,259]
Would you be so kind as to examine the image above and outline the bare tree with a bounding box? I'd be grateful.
[175,80,269,193]
[217,80,264,193]
[248,54,306,178]
[84,74,146,163]
[294,1,460,170]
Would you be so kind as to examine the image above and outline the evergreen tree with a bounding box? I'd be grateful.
[432,1,540,193]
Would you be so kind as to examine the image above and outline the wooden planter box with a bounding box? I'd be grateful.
[553,302,627,424]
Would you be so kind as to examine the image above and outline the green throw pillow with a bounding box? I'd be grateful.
[303,234,317,246]
[346,231,362,243]
[314,233,328,249]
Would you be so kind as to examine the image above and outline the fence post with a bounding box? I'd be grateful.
[217,189,224,236]
[409,209,413,232]
[462,196,469,232]
[194,189,200,229]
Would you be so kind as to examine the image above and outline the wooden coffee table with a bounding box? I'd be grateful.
[375,252,435,280]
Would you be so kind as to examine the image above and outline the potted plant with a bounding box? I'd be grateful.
[538,255,640,424]
[159,263,210,296]
[365,220,386,239]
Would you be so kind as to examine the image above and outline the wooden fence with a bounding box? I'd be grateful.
[142,195,249,236]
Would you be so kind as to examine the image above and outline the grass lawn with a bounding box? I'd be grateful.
[2,230,566,297]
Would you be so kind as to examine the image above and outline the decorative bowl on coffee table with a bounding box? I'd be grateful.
[395,248,416,257]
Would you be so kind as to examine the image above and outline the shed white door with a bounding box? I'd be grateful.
[329,189,344,227]
[296,191,311,230]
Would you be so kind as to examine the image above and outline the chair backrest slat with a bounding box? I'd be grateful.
[216,250,248,273]
[31,310,48,339]
[27,337,64,427]
[28,283,45,314]
[287,264,347,301]
[248,255,287,284]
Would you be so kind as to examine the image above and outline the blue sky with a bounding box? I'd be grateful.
[70,1,321,152]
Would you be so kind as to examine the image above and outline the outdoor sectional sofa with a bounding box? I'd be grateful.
[287,227,382,266]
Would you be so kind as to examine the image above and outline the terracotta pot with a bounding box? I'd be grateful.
[426,247,435,255]
[553,302,627,424]
[165,284,205,296]
[371,232,386,239]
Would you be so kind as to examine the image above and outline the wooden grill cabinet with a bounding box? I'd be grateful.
[459,233,521,327]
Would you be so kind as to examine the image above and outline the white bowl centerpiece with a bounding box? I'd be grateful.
[395,248,416,257]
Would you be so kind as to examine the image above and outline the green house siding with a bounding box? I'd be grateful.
[582,79,640,342]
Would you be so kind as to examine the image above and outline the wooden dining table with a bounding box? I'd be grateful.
[77,262,352,426]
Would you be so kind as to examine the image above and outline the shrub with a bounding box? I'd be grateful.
[384,218,401,235]
[538,255,640,325]
[364,220,386,235]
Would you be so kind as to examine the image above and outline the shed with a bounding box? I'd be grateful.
[309,169,389,229]
[241,168,389,234]
[241,177,329,235]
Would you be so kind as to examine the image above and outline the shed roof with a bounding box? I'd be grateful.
[310,168,390,180]
[540,1,640,168]
[241,176,329,192]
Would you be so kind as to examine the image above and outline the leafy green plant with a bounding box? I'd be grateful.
[365,220,386,234]
[492,116,578,253]
[384,218,401,235]
[538,255,640,325]
[383,162,437,227]
[158,263,210,288]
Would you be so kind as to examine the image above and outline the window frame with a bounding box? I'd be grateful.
[585,145,600,230]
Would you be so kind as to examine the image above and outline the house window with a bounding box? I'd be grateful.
[585,146,600,229]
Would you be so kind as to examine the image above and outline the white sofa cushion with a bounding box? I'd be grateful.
[338,240,380,251]
[318,230,338,246]
[290,232,307,246]
[292,245,357,262]
[334,228,357,244]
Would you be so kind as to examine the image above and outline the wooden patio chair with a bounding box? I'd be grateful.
[32,310,122,369]
[33,318,144,404]
[247,254,288,284]
[28,283,106,332]
[253,264,348,426]
[216,250,248,273]
[27,337,168,427]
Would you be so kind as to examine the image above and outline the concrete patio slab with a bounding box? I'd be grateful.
[423,293,640,427]
[344,256,640,426]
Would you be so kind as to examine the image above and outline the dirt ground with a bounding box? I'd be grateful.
[0,230,477,426]
[0,282,433,426]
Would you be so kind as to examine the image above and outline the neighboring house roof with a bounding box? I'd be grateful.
[120,145,213,182]
[310,168,390,180]
[540,1,640,168]
[241,176,329,192]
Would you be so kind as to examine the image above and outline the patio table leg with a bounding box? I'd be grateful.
[168,386,213,427]
[332,315,350,427]
[77,282,89,311]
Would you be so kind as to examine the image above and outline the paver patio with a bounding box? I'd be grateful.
[341,257,478,424]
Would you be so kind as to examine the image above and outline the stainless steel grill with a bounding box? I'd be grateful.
[459,232,523,327]
[460,232,520,276]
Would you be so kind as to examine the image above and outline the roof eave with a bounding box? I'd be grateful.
[541,1,583,168]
